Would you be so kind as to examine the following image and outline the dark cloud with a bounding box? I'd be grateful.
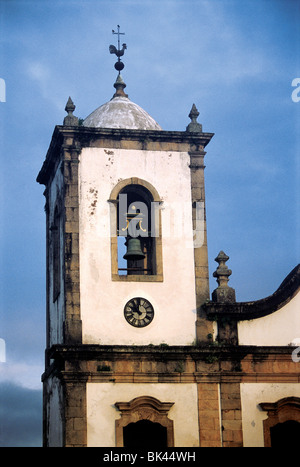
[0,0,298,447]
[0,383,42,447]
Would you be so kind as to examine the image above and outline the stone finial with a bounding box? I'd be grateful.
[112,74,128,98]
[63,97,79,126]
[186,104,202,132]
[212,251,236,303]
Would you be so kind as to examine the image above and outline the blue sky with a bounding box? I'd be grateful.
[0,0,299,446]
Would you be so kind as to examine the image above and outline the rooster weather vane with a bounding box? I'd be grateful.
[109,25,127,73]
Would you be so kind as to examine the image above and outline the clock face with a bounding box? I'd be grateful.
[124,297,154,328]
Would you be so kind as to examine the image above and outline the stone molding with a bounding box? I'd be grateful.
[188,149,211,342]
[115,396,174,447]
[62,141,82,344]
[259,397,300,447]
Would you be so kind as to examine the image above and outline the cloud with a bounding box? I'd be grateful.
[26,61,50,82]
[0,382,42,447]
[24,59,68,111]
[0,361,43,391]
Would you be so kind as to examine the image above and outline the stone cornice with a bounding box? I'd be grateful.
[45,343,298,362]
[60,125,214,146]
[37,125,214,186]
[42,343,300,385]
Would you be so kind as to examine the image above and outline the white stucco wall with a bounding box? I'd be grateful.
[238,292,300,346]
[79,147,197,345]
[87,382,199,447]
[241,382,300,447]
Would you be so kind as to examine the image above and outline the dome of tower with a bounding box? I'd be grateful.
[83,75,162,131]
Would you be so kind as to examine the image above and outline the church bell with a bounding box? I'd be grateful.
[123,237,145,261]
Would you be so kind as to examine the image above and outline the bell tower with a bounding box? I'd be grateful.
[37,29,214,447]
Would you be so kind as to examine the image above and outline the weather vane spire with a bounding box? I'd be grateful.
[109,25,127,73]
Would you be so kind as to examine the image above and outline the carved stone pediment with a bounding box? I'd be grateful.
[115,396,174,447]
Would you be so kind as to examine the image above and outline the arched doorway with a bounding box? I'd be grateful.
[259,397,300,447]
[123,420,168,448]
[270,420,300,447]
[115,396,174,447]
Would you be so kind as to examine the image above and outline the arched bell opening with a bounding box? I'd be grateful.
[109,177,163,282]
[117,184,153,276]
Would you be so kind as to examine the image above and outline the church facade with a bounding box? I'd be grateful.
[37,40,300,447]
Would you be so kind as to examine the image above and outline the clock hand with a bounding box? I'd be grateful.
[137,298,144,316]
[133,301,142,316]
